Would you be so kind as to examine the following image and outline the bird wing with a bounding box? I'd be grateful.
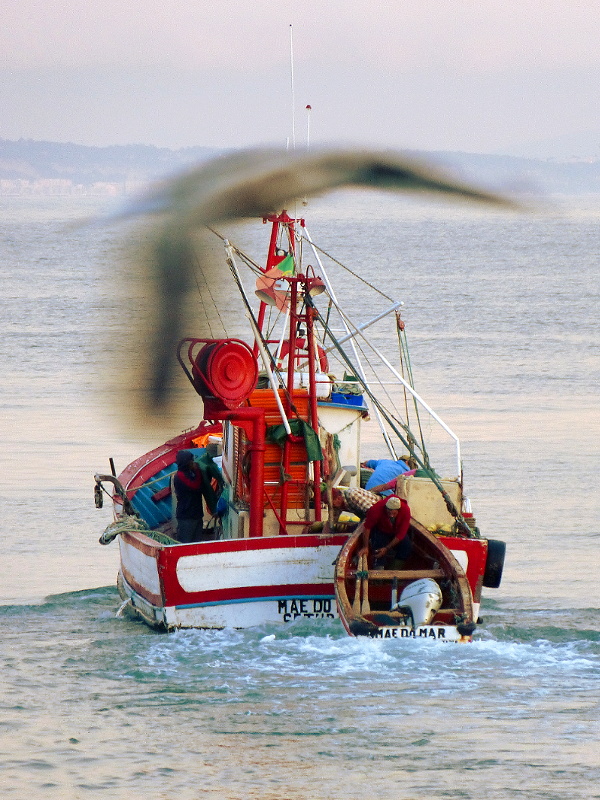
[114,146,514,420]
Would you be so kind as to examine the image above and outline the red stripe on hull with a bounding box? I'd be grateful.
[120,564,163,606]
[120,529,347,609]
[121,531,165,556]
[170,582,336,607]
[438,536,488,602]
[168,533,346,555]
[122,530,346,556]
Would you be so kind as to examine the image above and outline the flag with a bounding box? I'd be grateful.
[276,253,295,276]
[255,267,290,311]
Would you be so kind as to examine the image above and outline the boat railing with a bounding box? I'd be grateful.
[323,296,463,480]
[225,229,462,481]
[304,226,400,459]
[304,226,462,479]
[361,338,463,481]
[94,473,135,516]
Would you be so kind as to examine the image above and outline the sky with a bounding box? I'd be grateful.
[2,0,600,157]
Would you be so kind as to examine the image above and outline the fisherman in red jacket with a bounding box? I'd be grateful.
[173,450,206,543]
[360,495,412,567]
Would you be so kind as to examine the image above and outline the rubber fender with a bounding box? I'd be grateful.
[483,539,506,588]
[348,619,378,638]
[457,621,477,637]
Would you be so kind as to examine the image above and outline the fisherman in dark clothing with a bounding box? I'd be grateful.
[173,450,206,543]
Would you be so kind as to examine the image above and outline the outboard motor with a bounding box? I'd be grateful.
[398,579,442,627]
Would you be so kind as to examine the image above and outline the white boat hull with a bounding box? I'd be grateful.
[117,530,346,630]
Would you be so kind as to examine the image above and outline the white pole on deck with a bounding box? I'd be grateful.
[335,304,463,479]
[303,226,399,460]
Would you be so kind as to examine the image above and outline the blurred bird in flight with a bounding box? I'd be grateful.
[115,146,512,420]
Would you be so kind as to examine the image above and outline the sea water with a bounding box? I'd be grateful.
[0,191,599,799]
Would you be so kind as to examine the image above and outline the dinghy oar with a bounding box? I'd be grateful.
[360,554,371,615]
[352,553,363,615]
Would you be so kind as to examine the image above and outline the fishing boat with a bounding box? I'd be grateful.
[93,151,506,633]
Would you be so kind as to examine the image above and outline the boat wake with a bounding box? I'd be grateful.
[123,607,600,694]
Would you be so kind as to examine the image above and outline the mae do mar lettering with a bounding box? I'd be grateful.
[370,626,459,640]
[275,600,459,640]
[277,598,336,622]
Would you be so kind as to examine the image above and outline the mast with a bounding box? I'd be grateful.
[253,211,324,531]
[289,24,296,151]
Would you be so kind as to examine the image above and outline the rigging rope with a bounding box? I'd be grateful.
[395,311,430,466]
[202,225,471,535]
[310,298,473,537]
[299,235,394,302]
[192,248,214,338]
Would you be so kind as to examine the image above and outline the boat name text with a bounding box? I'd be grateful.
[370,627,452,639]
[277,598,336,622]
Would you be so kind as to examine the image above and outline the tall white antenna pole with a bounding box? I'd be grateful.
[289,24,296,151]
[306,104,311,150]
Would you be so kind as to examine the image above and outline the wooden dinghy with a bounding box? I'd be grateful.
[335,518,478,642]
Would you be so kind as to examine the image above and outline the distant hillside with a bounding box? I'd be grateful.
[1,138,599,195]
[0,139,224,185]
[425,150,600,195]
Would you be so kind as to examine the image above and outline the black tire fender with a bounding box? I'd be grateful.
[483,539,506,588]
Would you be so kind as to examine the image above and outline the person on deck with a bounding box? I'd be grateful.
[363,457,413,493]
[360,495,412,568]
[173,450,206,543]
[367,468,417,497]
[196,443,224,513]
